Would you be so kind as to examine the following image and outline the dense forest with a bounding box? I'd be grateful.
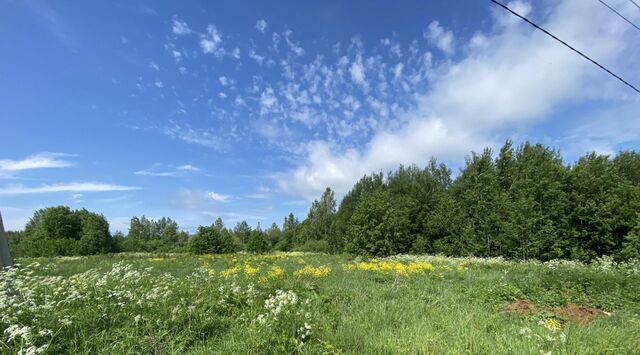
[6,141,640,261]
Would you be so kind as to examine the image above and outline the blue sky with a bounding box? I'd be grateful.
[1,0,639,232]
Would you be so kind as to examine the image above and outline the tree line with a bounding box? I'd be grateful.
[6,141,640,261]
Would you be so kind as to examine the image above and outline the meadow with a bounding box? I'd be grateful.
[1,253,639,354]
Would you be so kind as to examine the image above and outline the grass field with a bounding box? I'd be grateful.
[1,253,639,354]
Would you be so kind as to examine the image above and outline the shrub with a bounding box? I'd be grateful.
[190,225,235,254]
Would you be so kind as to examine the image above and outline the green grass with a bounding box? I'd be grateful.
[1,253,639,354]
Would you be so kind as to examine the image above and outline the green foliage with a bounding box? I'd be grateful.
[123,216,188,252]
[189,225,235,254]
[333,142,640,260]
[9,142,640,262]
[619,215,640,261]
[345,189,412,256]
[300,188,337,251]
[246,228,270,253]
[19,206,113,257]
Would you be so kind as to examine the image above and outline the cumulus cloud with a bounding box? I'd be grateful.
[0,182,139,195]
[255,19,268,33]
[424,20,455,55]
[277,0,640,200]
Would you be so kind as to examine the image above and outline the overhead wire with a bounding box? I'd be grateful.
[489,0,640,94]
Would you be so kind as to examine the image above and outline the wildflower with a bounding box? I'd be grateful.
[543,319,562,332]
[220,265,241,278]
[243,263,260,277]
[267,265,284,279]
[37,329,52,337]
[518,327,532,335]
[293,265,331,278]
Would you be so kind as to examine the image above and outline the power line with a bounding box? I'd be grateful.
[630,0,640,10]
[489,0,640,95]
[597,0,640,33]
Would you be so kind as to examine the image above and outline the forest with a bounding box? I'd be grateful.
[6,141,640,261]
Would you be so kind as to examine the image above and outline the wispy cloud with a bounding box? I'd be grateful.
[163,123,225,149]
[177,164,200,172]
[247,185,271,199]
[134,170,180,177]
[207,191,231,202]
[171,189,233,209]
[0,152,76,176]
[0,182,140,195]
[24,0,78,48]
[135,163,201,177]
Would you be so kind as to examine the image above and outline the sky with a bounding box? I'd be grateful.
[1,0,639,233]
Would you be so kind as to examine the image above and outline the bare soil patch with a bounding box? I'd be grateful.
[504,300,611,324]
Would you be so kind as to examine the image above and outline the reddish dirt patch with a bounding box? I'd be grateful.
[558,303,611,324]
[504,300,538,314]
[504,300,611,324]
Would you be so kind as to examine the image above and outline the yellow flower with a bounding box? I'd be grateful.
[544,319,562,332]
[147,257,164,262]
[343,260,434,276]
[243,263,260,277]
[267,265,284,279]
[293,265,331,278]
[220,265,241,278]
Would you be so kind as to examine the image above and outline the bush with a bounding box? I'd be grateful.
[190,225,235,254]
[20,206,113,257]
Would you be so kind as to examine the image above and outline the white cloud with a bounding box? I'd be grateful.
[0,152,75,173]
[349,57,367,87]
[163,123,224,149]
[171,189,233,214]
[172,17,191,35]
[177,164,200,172]
[249,47,265,65]
[207,191,231,202]
[0,182,139,195]
[247,185,271,199]
[255,19,268,33]
[134,170,179,177]
[200,24,222,54]
[277,0,640,200]
[149,61,160,71]
[424,20,455,55]
[259,87,278,114]
[283,30,305,56]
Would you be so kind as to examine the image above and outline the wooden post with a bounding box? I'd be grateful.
[0,211,13,269]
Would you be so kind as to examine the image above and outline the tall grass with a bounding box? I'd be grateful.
[1,253,638,354]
